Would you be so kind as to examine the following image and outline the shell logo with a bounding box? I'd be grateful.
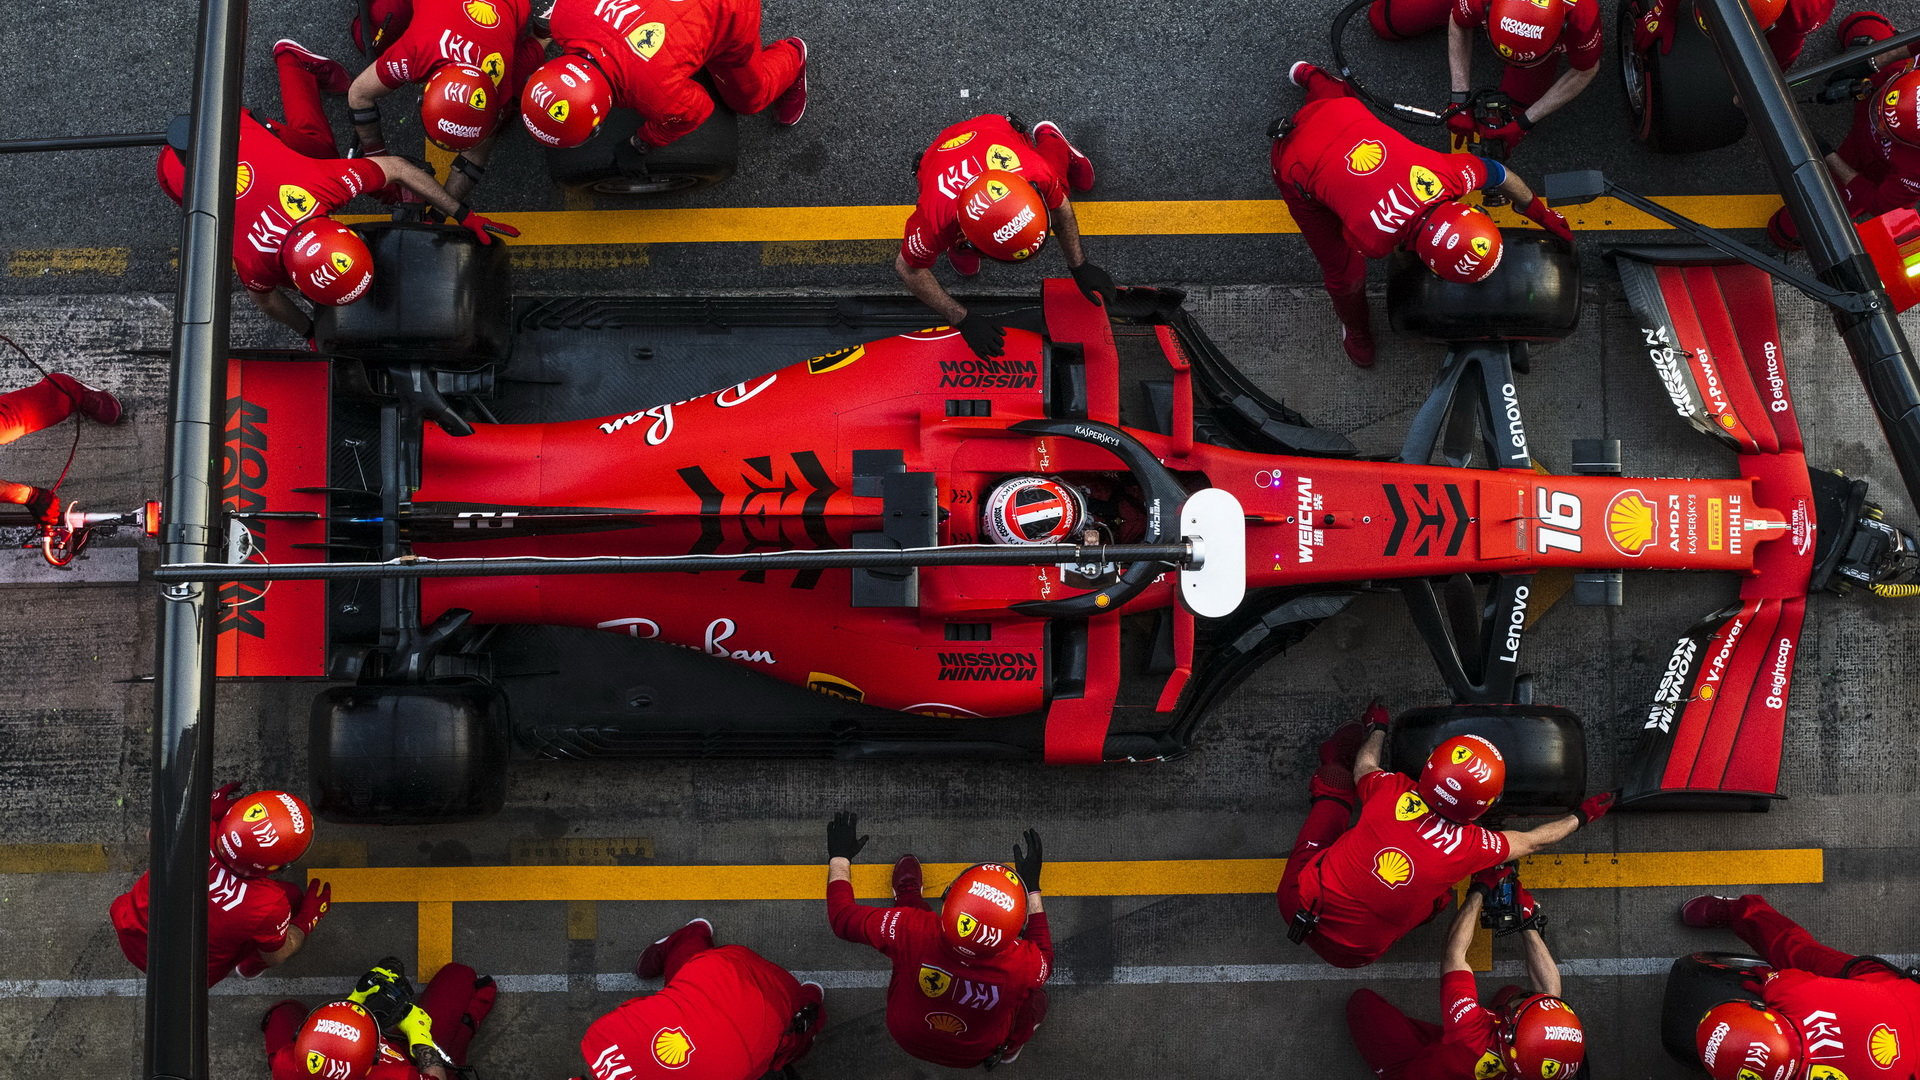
[939,132,977,151]
[1408,165,1444,203]
[464,0,501,27]
[1606,490,1656,555]
[651,1027,694,1069]
[1395,793,1428,821]
[1872,1024,1901,1067]
[927,1012,968,1034]
[1346,139,1385,175]
[1372,847,1414,888]
[1474,1050,1507,1078]
[235,162,253,197]
[243,802,268,822]
[1699,684,1716,700]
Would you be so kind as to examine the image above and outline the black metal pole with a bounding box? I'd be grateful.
[0,132,170,154]
[147,0,247,1075]
[1697,0,1920,511]
[1785,27,1920,86]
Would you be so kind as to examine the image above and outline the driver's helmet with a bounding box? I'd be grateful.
[982,475,1087,545]
[1881,70,1920,148]
[1414,201,1504,284]
[1487,0,1568,67]
[1500,993,1587,1078]
[1695,1000,1803,1080]
[421,62,500,152]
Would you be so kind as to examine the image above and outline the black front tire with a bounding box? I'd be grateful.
[1620,0,1749,153]
[1387,233,1582,343]
[1660,952,1771,1067]
[309,683,511,825]
[314,222,513,365]
[1388,703,1587,818]
[546,106,738,196]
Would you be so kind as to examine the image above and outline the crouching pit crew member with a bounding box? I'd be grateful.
[576,917,824,1079]
[0,367,121,526]
[1681,891,1920,1080]
[1346,861,1588,1078]
[264,957,497,1080]
[1275,703,1615,967]
[897,114,1113,360]
[1270,64,1571,367]
[826,811,1053,1069]
[109,785,331,985]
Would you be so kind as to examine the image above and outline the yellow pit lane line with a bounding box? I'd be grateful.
[309,849,1822,979]
[336,194,1783,247]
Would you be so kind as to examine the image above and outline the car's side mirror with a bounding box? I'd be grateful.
[165,114,192,154]
[1543,170,1607,207]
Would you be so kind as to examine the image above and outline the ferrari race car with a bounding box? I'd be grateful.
[196,223,1919,823]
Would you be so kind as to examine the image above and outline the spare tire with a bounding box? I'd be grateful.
[1387,232,1582,343]
[546,105,738,196]
[1387,703,1586,818]
[314,222,512,365]
[1660,952,1771,1067]
[309,683,510,825]
[1620,0,1748,153]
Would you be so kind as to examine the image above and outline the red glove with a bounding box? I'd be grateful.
[1446,109,1478,141]
[1573,790,1616,826]
[453,206,519,245]
[1521,197,1575,245]
[1478,118,1528,155]
[1359,700,1390,735]
[293,878,331,934]
[210,782,242,820]
[1633,6,1676,54]
[1470,861,1515,898]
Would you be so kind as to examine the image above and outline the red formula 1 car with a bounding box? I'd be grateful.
[209,225,1918,823]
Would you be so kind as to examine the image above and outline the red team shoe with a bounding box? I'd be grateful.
[948,246,981,277]
[273,39,353,96]
[1680,894,1739,928]
[1319,721,1367,769]
[634,917,713,979]
[1287,61,1321,87]
[892,854,924,904]
[46,373,122,425]
[1031,120,1096,191]
[1342,326,1377,368]
[773,39,809,126]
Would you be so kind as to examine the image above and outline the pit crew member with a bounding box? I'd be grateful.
[1271,65,1571,367]
[520,0,809,151]
[109,785,332,986]
[1366,0,1601,147]
[156,41,517,341]
[896,113,1113,360]
[342,0,547,198]
[576,917,824,1078]
[1346,863,1588,1078]
[264,957,497,1080]
[1769,11,1920,248]
[826,812,1053,1069]
[1633,0,1821,70]
[0,369,121,524]
[1681,892,1920,1080]
[1274,704,1615,968]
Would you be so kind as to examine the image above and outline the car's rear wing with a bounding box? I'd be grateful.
[1613,250,1818,808]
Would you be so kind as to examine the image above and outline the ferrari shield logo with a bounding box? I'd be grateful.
[278,184,318,222]
[1407,165,1444,203]
[1450,744,1475,764]
[243,802,269,822]
[1806,1066,1852,1079]
[468,86,489,111]
[1888,89,1902,107]
[481,51,505,85]
[329,252,355,274]
[1540,1060,1565,1078]
[985,178,1012,201]
[919,964,954,997]
[627,21,667,60]
[1346,139,1385,175]
[985,143,1023,172]
[956,912,980,937]
[1473,1050,1505,1078]
[1470,235,1493,257]
[1394,793,1428,820]
[548,99,570,123]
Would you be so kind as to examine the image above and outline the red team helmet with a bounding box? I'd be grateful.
[1502,994,1588,1078]
[1414,201,1505,285]
[519,55,611,148]
[1417,734,1507,822]
[1486,0,1567,66]
[282,220,375,307]
[214,790,316,877]
[1695,1000,1804,1080]
[421,62,500,152]
[294,1001,381,1080]
[1880,71,1920,149]
[940,863,1029,960]
[957,171,1051,261]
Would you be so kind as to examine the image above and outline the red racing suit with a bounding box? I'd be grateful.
[370,0,546,102]
[580,936,822,1080]
[1722,895,1920,1080]
[1276,768,1511,968]
[1272,70,1497,311]
[901,114,1072,269]
[547,0,803,148]
[1833,17,1920,218]
[0,375,87,520]
[109,856,303,986]
[828,879,1052,1067]
[1346,974,1514,1080]
[1367,0,1599,105]
[264,963,497,1080]
[155,110,386,297]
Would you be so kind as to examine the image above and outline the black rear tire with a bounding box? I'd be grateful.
[309,683,510,825]
[1620,0,1748,153]
[314,222,512,365]
[1387,703,1587,818]
[1387,232,1582,343]
[1660,952,1771,1067]
[546,106,738,196]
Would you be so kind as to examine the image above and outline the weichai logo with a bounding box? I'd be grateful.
[937,652,1038,682]
[220,395,269,638]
